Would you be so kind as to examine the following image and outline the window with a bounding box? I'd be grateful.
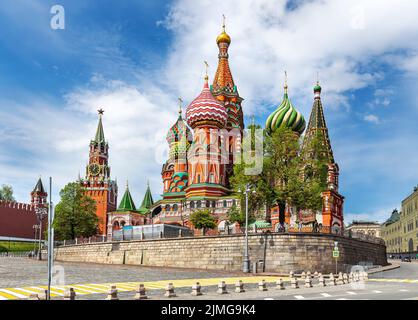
[197,201,201,208]
[165,204,171,211]
[212,201,216,208]
[190,201,195,209]
[223,200,227,208]
[173,204,178,211]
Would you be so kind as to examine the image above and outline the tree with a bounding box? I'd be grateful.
[189,209,217,235]
[53,182,98,240]
[0,184,15,201]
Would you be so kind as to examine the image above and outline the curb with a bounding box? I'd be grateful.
[367,263,400,274]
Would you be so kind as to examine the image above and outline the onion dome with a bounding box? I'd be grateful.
[166,106,193,145]
[265,78,306,135]
[216,15,231,45]
[186,75,228,129]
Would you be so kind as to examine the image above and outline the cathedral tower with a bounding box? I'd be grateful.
[211,17,244,185]
[31,177,48,209]
[303,82,344,233]
[81,109,118,236]
[185,68,230,198]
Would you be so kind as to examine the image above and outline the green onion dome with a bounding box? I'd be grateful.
[265,84,306,135]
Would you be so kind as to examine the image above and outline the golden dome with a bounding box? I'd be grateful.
[216,15,231,45]
[216,30,231,45]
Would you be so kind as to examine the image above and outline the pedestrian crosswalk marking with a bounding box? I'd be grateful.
[0,275,287,300]
[372,290,382,293]
[294,295,305,299]
[400,289,409,292]
[346,291,357,295]
[321,293,332,297]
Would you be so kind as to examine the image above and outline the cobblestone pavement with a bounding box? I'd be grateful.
[0,257,243,289]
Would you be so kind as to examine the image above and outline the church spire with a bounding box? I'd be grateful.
[213,15,235,93]
[140,182,154,210]
[302,81,334,163]
[118,181,136,211]
[94,109,106,144]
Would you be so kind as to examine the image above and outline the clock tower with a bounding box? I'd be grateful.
[81,109,118,236]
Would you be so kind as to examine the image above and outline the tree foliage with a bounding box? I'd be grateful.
[0,184,15,202]
[231,125,330,219]
[189,209,217,234]
[53,182,98,240]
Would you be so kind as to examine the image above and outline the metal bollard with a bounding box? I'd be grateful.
[106,286,119,300]
[301,271,306,280]
[290,277,299,289]
[349,272,354,283]
[289,271,294,279]
[235,280,245,293]
[343,273,349,284]
[276,278,285,290]
[64,288,76,300]
[38,289,48,300]
[191,282,202,296]
[305,276,313,288]
[337,272,344,285]
[217,281,228,294]
[258,280,268,291]
[134,284,148,300]
[314,271,319,279]
[318,274,326,287]
[165,283,176,298]
[307,271,312,279]
[363,271,369,281]
[329,273,336,286]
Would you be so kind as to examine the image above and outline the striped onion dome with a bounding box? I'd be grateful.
[186,76,228,129]
[166,112,192,145]
[265,84,306,135]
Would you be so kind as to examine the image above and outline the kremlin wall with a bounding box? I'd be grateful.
[52,233,387,274]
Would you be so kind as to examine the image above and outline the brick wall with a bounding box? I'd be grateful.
[0,201,42,239]
[54,233,388,274]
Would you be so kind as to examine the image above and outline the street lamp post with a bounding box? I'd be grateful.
[34,206,47,261]
[239,183,256,273]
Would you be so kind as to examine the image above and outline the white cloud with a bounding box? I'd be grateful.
[363,114,380,124]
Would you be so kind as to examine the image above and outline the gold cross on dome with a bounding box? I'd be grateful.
[178,97,183,114]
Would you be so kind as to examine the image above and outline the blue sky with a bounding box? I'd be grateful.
[1,0,418,224]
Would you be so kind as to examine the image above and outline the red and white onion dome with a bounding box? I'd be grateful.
[186,76,228,129]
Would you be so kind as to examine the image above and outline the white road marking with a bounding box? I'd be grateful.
[400,289,409,292]
[0,296,7,300]
[0,289,27,299]
[321,293,332,297]
[336,298,349,300]
[11,288,39,295]
[294,295,305,300]
[372,290,382,294]
[346,291,357,295]
[264,298,274,300]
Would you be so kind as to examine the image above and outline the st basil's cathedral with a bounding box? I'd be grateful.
[79,20,344,237]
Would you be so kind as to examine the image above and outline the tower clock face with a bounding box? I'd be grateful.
[89,163,100,176]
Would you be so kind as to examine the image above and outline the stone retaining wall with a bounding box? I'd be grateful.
[53,233,387,273]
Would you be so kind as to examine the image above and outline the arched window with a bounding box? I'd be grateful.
[197,201,202,208]
[212,201,216,208]
[173,204,178,211]
[190,201,195,209]
[165,204,171,211]
[206,200,210,208]
[223,200,227,208]
[120,221,126,227]
[232,199,236,207]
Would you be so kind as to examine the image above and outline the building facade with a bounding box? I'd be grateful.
[381,209,402,253]
[346,221,382,238]
[0,178,47,240]
[400,188,418,252]
[80,110,118,235]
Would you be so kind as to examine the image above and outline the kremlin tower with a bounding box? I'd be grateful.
[81,109,118,236]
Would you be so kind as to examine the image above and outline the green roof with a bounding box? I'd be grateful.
[140,184,154,211]
[118,186,136,211]
[94,114,106,144]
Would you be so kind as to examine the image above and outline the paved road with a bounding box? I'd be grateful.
[0,257,242,289]
[0,258,417,300]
